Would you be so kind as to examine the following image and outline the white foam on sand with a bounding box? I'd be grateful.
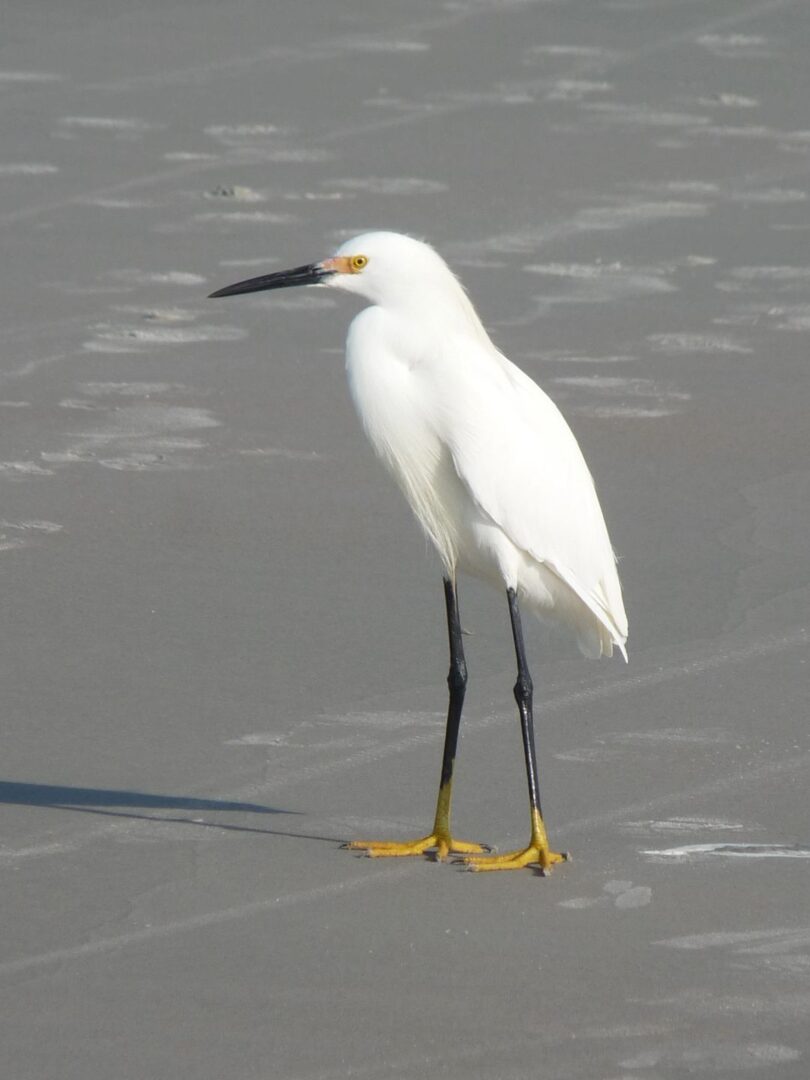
[58,116,157,133]
[107,269,206,285]
[0,520,63,554]
[0,163,58,175]
[193,210,294,225]
[647,332,753,354]
[328,177,447,195]
[644,843,810,860]
[83,323,245,351]
[0,71,62,82]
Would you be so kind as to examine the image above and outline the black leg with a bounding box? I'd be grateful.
[506,586,543,820]
[437,576,467,794]
[457,587,567,870]
[425,576,487,856]
[342,576,487,859]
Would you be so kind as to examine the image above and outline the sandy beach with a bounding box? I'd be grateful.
[1,1,809,1076]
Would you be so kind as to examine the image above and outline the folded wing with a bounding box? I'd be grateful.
[427,339,628,656]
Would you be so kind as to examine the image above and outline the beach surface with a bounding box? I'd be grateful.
[1,1,809,1077]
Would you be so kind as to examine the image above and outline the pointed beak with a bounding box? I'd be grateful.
[208,261,332,299]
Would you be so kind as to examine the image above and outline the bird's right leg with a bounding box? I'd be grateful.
[461,587,568,873]
[344,577,490,861]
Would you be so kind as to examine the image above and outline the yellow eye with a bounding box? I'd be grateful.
[350,254,368,272]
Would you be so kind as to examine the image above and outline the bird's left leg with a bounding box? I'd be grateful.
[344,577,490,860]
[462,587,568,873]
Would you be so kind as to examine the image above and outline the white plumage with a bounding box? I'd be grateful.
[336,232,628,660]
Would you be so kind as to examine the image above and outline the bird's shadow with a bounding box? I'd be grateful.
[0,780,341,844]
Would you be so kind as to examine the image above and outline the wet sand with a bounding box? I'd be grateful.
[1,1,809,1077]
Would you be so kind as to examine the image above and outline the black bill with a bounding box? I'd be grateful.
[208,262,331,299]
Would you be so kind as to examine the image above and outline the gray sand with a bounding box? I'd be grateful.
[1,1,809,1077]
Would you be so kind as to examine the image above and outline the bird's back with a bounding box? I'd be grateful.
[346,297,627,660]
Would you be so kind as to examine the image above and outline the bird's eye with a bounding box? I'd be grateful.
[350,254,369,272]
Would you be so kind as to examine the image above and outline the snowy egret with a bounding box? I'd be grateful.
[209,231,628,873]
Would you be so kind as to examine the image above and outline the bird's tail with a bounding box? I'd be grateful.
[577,619,628,662]
[549,558,628,662]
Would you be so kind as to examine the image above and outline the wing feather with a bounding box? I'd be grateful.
[426,339,628,652]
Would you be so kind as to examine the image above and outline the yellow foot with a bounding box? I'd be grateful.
[342,834,490,861]
[461,845,569,874]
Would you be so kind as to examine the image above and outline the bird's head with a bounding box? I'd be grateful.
[209,231,472,315]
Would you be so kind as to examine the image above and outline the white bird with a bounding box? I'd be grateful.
[210,231,628,873]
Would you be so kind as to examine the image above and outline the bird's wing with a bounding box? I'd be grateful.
[427,338,628,648]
